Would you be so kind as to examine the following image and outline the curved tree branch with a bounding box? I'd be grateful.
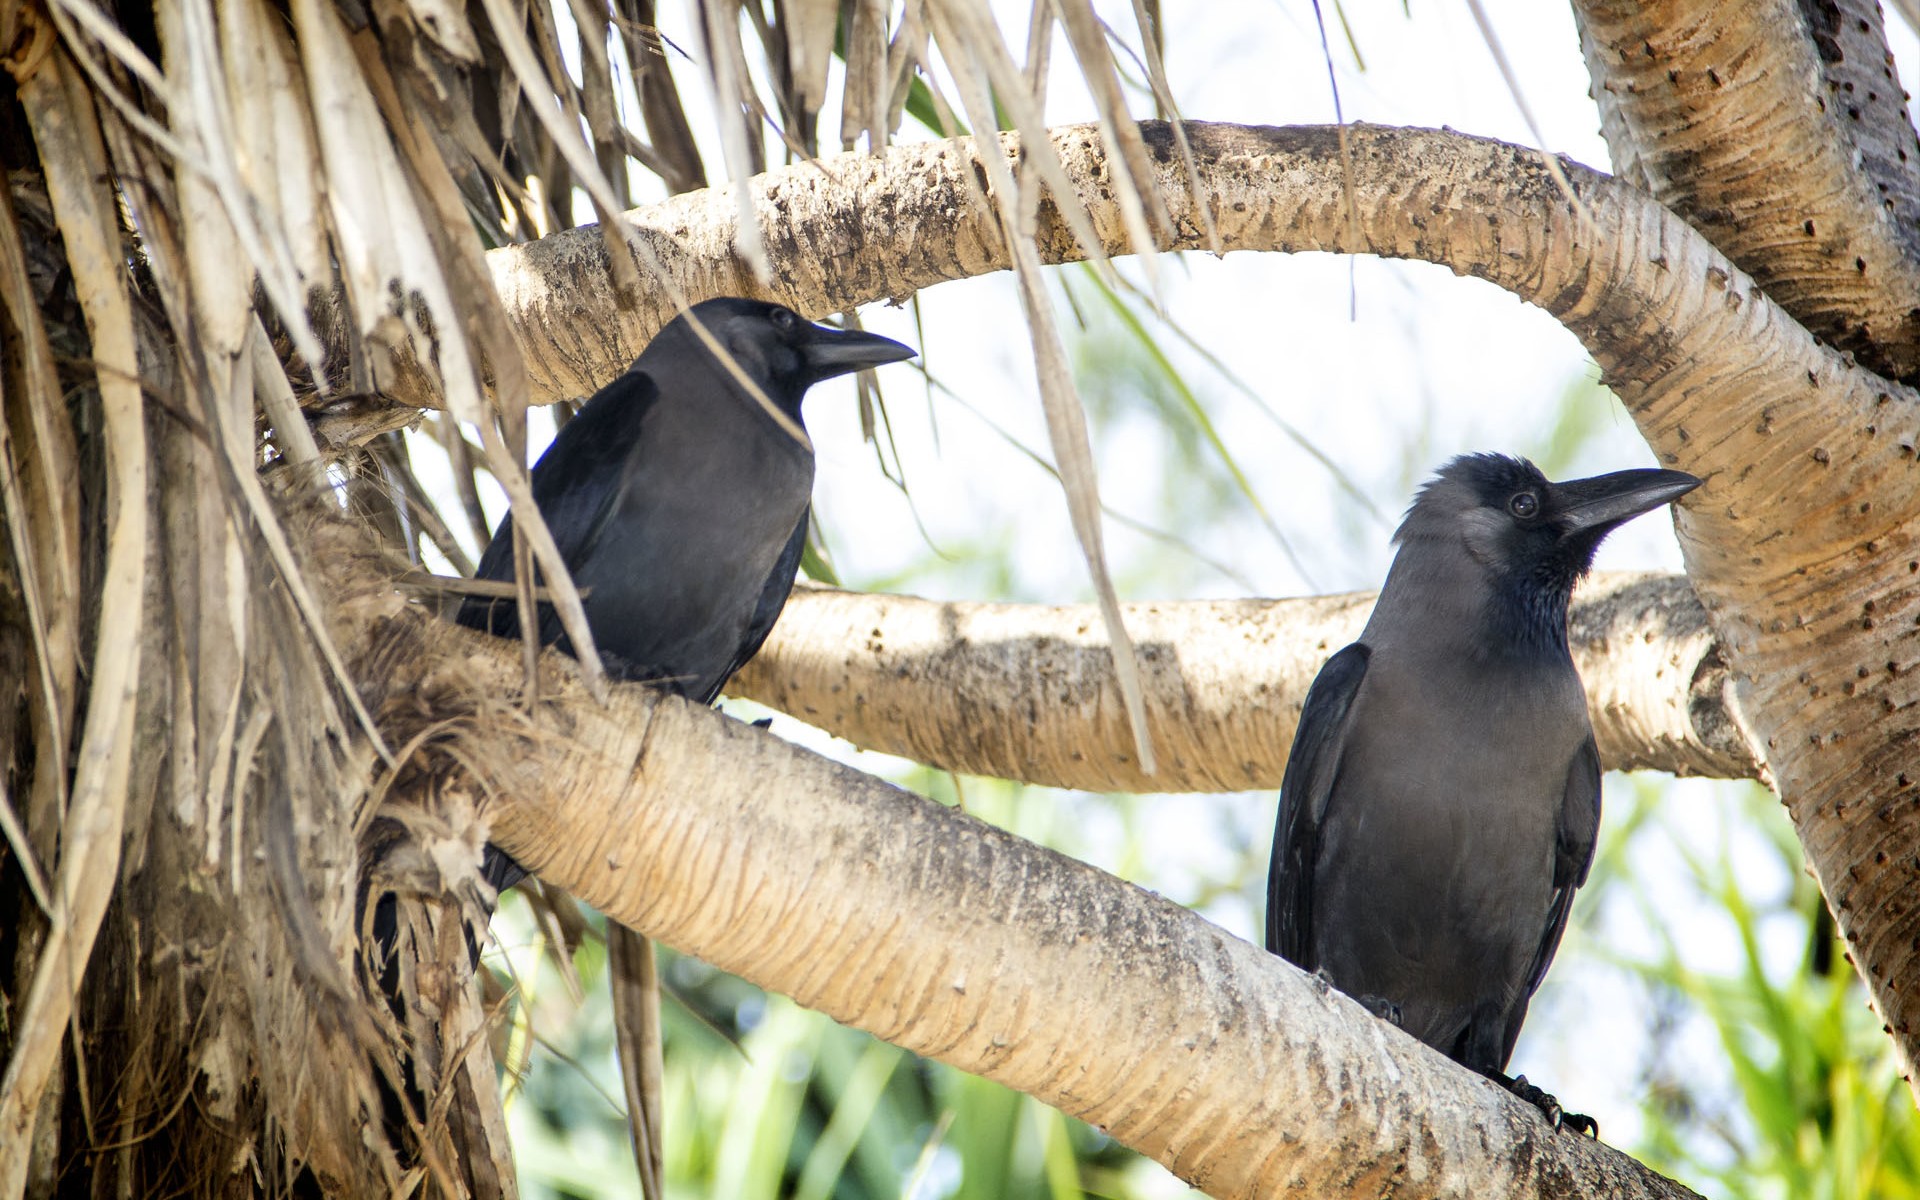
[729,573,1759,792]
[462,120,1920,1088]
[1573,0,1920,380]
[340,569,1702,1200]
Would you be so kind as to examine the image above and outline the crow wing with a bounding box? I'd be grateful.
[458,369,660,642]
[700,508,809,704]
[1265,642,1370,967]
[1499,731,1601,1064]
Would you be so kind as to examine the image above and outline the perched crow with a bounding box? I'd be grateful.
[458,297,914,891]
[1266,453,1700,1133]
[364,300,910,1186]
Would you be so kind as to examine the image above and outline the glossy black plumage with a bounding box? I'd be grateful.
[1266,453,1699,1129]
[458,297,914,891]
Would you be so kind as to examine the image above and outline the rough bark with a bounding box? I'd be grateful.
[1573,0,1920,380]
[728,573,1759,792]
[337,571,1702,1200]
[444,120,1920,1089]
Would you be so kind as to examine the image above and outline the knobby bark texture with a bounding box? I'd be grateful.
[1573,0,1920,381]
[333,566,1703,1200]
[453,120,1920,1089]
[728,573,1759,792]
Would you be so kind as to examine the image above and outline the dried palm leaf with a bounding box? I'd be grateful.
[609,924,666,1200]
[1051,0,1166,292]
[917,0,1144,768]
[225,0,332,288]
[612,0,707,192]
[840,0,887,150]
[694,0,772,277]
[0,172,79,873]
[1125,0,1218,253]
[0,49,147,1198]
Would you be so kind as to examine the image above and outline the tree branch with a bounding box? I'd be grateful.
[471,119,1920,1087]
[728,573,1760,792]
[1572,0,1920,380]
[346,575,1703,1199]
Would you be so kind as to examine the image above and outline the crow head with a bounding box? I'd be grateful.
[1395,452,1700,651]
[656,297,916,422]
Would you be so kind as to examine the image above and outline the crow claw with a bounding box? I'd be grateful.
[1355,993,1404,1027]
[1500,1073,1598,1139]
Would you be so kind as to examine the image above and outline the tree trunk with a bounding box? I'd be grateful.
[1573,0,1920,381]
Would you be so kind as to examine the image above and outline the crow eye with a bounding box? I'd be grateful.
[770,306,798,331]
[1509,492,1539,518]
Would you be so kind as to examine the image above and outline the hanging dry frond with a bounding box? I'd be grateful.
[924,0,1160,773]
[0,172,80,930]
[1051,0,1169,292]
[840,0,888,150]
[0,44,146,1194]
[608,924,665,1200]
[694,0,771,278]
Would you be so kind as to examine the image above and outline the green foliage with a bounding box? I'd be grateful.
[1617,783,1920,1200]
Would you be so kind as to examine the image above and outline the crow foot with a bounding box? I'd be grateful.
[1355,993,1403,1027]
[1306,969,1403,1028]
[1499,1073,1598,1138]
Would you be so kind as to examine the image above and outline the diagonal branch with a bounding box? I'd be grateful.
[347,575,1703,1200]
[728,573,1759,791]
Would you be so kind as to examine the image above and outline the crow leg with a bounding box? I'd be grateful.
[1355,993,1403,1026]
[1493,1071,1599,1138]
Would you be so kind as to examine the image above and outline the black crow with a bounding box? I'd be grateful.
[460,297,915,891]
[1266,453,1700,1134]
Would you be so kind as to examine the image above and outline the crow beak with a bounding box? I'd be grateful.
[1554,468,1702,536]
[801,325,917,380]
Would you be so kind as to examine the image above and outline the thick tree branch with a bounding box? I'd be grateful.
[729,573,1759,792]
[1573,0,1920,381]
[344,572,1702,1200]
